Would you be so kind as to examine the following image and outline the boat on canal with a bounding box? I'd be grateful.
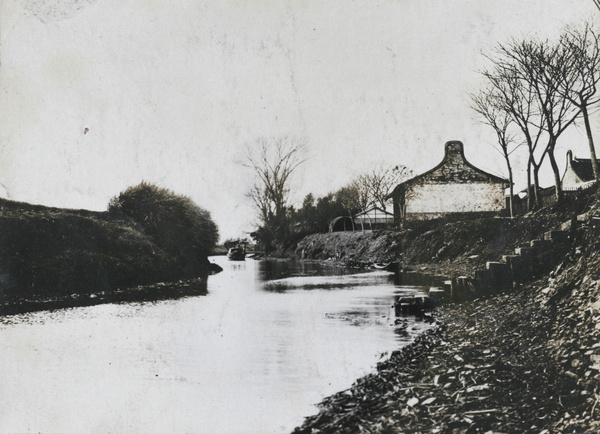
[227,243,246,261]
[373,262,400,272]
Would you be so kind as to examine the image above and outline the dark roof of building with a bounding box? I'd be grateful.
[561,150,596,185]
[571,157,595,182]
[390,141,508,192]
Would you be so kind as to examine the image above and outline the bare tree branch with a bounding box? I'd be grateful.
[471,86,519,217]
[355,165,412,212]
[242,136,308,251]
[484,34,582,204]
[555,22,600,179]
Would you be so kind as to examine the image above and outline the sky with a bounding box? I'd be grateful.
[0,0,598,241]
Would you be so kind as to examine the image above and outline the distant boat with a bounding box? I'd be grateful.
[227,245,246,261]
[373,262,399,272]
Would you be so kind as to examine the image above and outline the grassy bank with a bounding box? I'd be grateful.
[0,183,220,315]
[292,188,600,432]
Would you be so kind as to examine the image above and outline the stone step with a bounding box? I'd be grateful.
[501,254,519,264]
[515,246,533,256]
[486,261,510,273]
[543,230,569,243]
[485,261,512,290]
[530,238,551,249]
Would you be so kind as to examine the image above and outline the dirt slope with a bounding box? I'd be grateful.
[295,190,593,276]
[292,189,600,433]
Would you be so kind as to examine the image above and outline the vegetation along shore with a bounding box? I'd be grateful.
[0,182,221,316]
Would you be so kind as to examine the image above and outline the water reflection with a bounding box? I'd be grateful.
[0,256,433,434]
[256,259,360,281]
[393,270,446,288]
[258,261,395,293]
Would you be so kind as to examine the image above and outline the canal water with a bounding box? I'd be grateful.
[0,256,434,433]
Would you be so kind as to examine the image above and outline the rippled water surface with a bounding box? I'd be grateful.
[0,257,433,433]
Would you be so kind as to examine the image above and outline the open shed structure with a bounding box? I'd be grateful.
[329,216,354,232]
[353,206,394,230]
[330,206,394,232]
[388,141,509,226]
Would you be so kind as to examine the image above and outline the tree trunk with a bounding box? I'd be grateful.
[525,131,535,210]
[364,209,373,232]
[347,210,356,232]
[581,105,600,181]
[545,136,562,202]
[505,155,514,219]
[527,158,533,211]
[548,148,563,203]
[533,164,541,209]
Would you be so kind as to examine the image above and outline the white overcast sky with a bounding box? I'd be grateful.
[0,0,598,240]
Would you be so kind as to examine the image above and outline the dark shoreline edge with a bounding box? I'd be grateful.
[293,276,600,433]
[0,275,210,317]
[292,315,446,434]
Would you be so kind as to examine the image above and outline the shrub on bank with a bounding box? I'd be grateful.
[0,184,220,308]
[109,182,218,262]
[0,210,164,300]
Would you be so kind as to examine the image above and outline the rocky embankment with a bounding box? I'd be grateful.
[292,188,600,433]
[295,231,402,265]
[295,212,565,277]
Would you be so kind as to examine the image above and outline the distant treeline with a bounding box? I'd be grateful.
[0,182,219,312]
[251,189,362,255]
[243,137,409,255]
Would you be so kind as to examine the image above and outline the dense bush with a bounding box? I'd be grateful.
[109,182,219,267]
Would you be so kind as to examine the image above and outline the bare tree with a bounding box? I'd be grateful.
[358,165,412,211]
[242,136,308,251]
[489,37,581,203]
[530,39,581,202]
[481,59,545,209]
[349,178,373,211]
[471,86,520,218]
[335,184,360,232]
[557,22,600,180]
[340,178,371,231]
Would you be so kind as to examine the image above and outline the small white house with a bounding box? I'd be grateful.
[388,141,509,225]
[561,150,597,191]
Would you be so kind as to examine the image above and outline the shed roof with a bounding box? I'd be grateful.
[353,206,394,219]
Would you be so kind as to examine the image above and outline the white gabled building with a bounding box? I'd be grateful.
[561,150,597,191]
[388,141,509,225]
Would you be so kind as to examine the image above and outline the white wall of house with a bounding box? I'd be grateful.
[562,169,585,190]
[407,183,505,215]
[561,161,590,191]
